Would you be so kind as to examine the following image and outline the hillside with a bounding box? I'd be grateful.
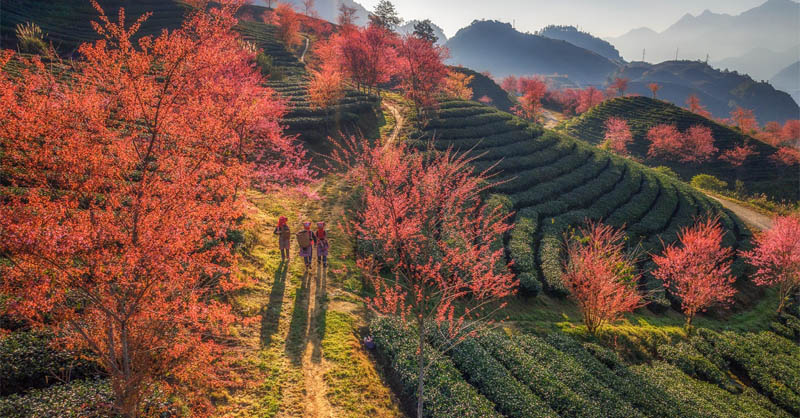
[771,61,800,105]
[445,20,619,85]
[611,61,800,124]
[560,96,798,200]
[416,99,751,309]
[712,45,799,82]
[397,19,447,45]
[536,25,623,63]
[449,66,515,112]
[609,0,800,77]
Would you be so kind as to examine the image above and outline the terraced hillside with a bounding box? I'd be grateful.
[416,100,751,309]
[0,0,383,151]
[372,314,800,417]
[559,96,798,201]
[0,0,190,54]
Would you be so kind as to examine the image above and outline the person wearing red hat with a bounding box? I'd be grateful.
[273,216,291,263]
[314,222,329,268]
[297,221,315,269]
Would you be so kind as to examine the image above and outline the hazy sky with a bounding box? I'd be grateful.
[357,0,771,38]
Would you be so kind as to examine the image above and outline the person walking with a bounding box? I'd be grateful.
[314,222,329,268]
[297,222,315,269]
[274,216,291,263]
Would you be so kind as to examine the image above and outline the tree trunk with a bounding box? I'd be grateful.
[416,317,425,418]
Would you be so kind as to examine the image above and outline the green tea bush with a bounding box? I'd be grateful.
[691,174,728,193]
[0,379,112,418]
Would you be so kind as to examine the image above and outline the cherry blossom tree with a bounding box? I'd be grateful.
[576,86,604,114]
[652,217,736,327]
[500,75,519,95]
[686,94,712,119]
[337,3,358,27]
[782,120,800,146]
[272,2,302,49]
[513,76,548,121]
[772,147,800,166]
[741,215,800,313]
[730,107,758,134]
[720,144,757,167]
[0,2,310,416]
[648,82,661,99]
[396,34,448,119]
[603,117,633,156]
[647,124,717,163]
[330,136,517,418]
[562,221,645,335]
[610,77,629,97]
[308,68,344,109]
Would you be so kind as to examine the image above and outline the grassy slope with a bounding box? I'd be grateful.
[558,96,798,201]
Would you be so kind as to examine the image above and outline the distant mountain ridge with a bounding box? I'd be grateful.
[613,61,800,124]
[771,62,800,105]
[397,20,447,45]
[609,0,800,79]
[251,0,370,25]
[445,20,619,85]
[536,25,623,63]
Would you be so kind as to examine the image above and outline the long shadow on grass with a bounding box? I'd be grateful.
[285,267,312,364]
[260,261,288,347]
[311,264,328,363]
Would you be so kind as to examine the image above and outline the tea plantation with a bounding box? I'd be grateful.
[416,100,751,309]
[371,308,800,418]
[559,96,798,200]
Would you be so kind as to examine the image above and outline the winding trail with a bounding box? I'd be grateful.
[707,194,773,231]
[382,100,405,144]
[299,37,310,63]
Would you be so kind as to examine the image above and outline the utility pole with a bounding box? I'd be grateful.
[675,48,679,61]
[642,48,646,62]
[705,53,709,64]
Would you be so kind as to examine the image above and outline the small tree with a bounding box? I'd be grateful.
[682,124,718,163]
[652,217,737,328]
[647,124,716,163]
[686,94,712,119]
[576,86,604,114]
[331,137,517,418]
[273,2,302,48]
[720,144,756,167]
[308,68,344,109]
[369,0,402,30]
[396,34,448,120]
[500,75,519,95]
[730,107,758,134]
[741,215,800,313]
[648,82,661,99]
[302,0,316,16]
[337,3,358,27]
[413,19,438,43]
[443,70,474,101]
[611,77,629,97]
[562,221,645,335]
[603,117,633,156]
[513,76,547,121]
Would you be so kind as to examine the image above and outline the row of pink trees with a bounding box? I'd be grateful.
[563,213,800,333]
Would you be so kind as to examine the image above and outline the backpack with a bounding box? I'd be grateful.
[296,230,311,248]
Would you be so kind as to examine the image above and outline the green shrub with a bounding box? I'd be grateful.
[652,166,679,178]
[0,379,112,418]
[15,22,48,55]
[0,330,97,395]
[691,174,728,193]
[369,317,500,418]
[656,342,735,391]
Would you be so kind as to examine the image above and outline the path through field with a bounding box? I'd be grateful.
[541,108,565,129]
[707,194,773,231]
[382,100,405,144]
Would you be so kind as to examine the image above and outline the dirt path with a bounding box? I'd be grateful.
[382,101,405,144]
[300,265,334,418]
[300,37,310,63]
[707,194,773,231]
[540,108,565,129]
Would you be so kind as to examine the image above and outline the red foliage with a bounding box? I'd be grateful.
[513,76,547,121]
[652,217,737,326]
[772,146,800,166]
[758,121,784,146]
[443,70,474,101]
[478,95,493,104]
[603,117,633,156]
[648,82,661,99]
[782,119,800,145]
[730,106,758,134]
[0,3,309,415]
[337,3,358,28]
[500,75,519,95]
[719,144,757,167]
[319,25,398,94]
[576,86,604,114]
[647,124,717,163]
[396,35,448,113]
[686,94,712,119]
[268,2,302,48]
[741,215,800,313]
[546,88,580,115]
[308,68,344,109]
[562,221,645,334]
[331,135,517,414]
[610,77,629,97]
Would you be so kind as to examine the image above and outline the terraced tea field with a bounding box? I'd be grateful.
[371,314,800,418]
[559,96,798,200]
[417,100,751,309]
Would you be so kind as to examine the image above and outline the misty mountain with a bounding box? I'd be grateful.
[609,0,800,73]
[771,61,800,105]
[251,0,370,25]
[713,45,800,82]
[396,20,447,45]
[536,25,623,63]
[445,20,619,85]
[613,60,799,124]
